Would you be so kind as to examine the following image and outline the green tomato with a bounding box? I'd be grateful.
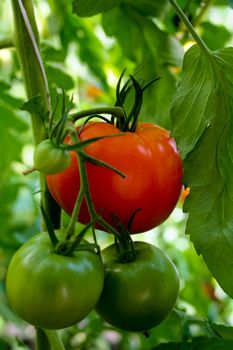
[33,139,71,174]
[6,231,104,330]
[96,242,179,332]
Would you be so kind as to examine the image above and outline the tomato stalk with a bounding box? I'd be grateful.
[43,330,65,350]
[36,328,51,350]
[62,128,123,248]
[36,327,66,350]
[11,0,61,229]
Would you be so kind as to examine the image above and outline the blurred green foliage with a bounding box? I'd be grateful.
[1,0,233,349]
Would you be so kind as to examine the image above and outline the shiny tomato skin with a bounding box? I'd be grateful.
[6,231,104,330]
[96,242,180,332]
[46,122,183,233]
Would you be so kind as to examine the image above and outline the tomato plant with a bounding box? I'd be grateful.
[6,231,105,330]
[33,139,71,174]
[95,241,180,332]
[46,121,183,234]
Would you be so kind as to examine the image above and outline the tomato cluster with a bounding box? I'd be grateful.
[6,121,182,332]
[6,232,179,332]
[6,75,183,334]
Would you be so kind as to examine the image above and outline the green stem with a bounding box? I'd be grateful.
[65,185,85,240]
[44,330,65,350]
[0,37,14,49]
[78,156,120,237]
[169,0,212,55]
[11,0,61,229]
[36,329,51,350]
[69,106,125,123]
[11,0,50,142]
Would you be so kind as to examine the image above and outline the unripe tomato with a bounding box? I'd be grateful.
[34,139,71,174]
[96,242,180,332]
[46,122,183,233]
[6,231,104,329]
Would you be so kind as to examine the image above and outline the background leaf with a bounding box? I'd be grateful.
[72,0,119,17]
[102,5,184,127]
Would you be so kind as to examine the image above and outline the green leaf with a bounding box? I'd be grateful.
[171,45,233,297]
[153,337,233,349]
[72,0,119,17]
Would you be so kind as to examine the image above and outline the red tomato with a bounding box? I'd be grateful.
[46,122,183,234]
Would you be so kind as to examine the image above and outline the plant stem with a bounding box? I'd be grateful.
[78,155,120,237]
[69,106,125,123]
[169,0,212,55]
[44,330,65,350]
[0,37,14,49]
[65,185,85,240]
[36,329,51,350]
[11,0,50,143]
[11,0,61,229]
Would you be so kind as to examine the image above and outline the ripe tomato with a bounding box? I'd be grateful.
[34,139,71,174]
[96,242,180,332]
[6,231,104,329]
[46,122,183,233]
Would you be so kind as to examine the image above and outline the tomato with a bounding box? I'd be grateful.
[96,242,180,332]
[6,231,104,329]
[34,139,71,174]
[46,122,183,233]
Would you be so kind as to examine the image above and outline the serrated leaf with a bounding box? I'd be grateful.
[72,0,119,17]
[171,45,233,297]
